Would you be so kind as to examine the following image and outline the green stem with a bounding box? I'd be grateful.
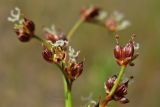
[33,35,54,50]
[57,62,72,107]
[63,18,84,107]
[33,35,44,42]
[100,65,126,107]
[108,66,126,97]
[63,77,72,107]
[67,18,84,40]
[33,34,73,107]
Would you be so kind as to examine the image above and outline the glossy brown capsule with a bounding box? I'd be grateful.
[24,18,35,33]
[123,42,134,58]
[114,35,138,66]
[42,47,53,63]
[114,44,122,59]
[15,29,30,42]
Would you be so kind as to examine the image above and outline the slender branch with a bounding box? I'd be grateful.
[109,65,126,97]
[56,62,70,88]
[33,34,73,107]
[33,35,44,42]
[63,76,72,107]
[100,65,126,107]
[67,18,84,40]
[63,18,85,106]
[56,61,72,107]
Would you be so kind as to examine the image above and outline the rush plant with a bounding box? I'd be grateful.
[8,6,139,107]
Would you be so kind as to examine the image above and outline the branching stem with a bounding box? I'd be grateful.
[101,65,126,107]
[67,18,84,40]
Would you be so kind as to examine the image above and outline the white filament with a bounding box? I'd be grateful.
[44,25,58,35]
[53,40,68,47]
[68,46,80,62]
[96,11,108,20]
[113,11,124,22]
[117,20,131,31]
[8,7,21,22]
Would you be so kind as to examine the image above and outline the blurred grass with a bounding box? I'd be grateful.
[0,0,160,107]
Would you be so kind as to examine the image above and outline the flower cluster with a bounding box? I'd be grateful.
[105,75,129,104]
[8,7,35,42]
[42,25,84,84]
[93,34,139,107]
[105,11,131,32]
[114,34,139,66]
[8,6,139,107]
[80,6,131,32]
[42,25,68,63]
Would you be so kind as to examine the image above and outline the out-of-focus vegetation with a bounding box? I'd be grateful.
[0,0,160,107]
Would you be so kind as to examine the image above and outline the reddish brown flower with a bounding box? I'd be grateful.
[8,7,35,42]
[105,18,117,32]
[105,75,117,93]
[105,75,129,104]
[44,25,67,43]
[65,61,83,81]
[105,11,131,32]
[80,6,100,21]
[114,34,138,66]
[42,46,53,63]
[42,40,67,64]
[14,18,35,42]
[23,18,35,33]
[45,32,67,43]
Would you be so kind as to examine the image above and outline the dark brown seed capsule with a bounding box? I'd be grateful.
[65,61,83,81]
[123,42,134,58]
[114,44,122,59]
[42,48,53,63]
[16,29,31,42]
[24,18,35,33]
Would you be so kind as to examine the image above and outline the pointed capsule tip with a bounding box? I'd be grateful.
[115,34,119,44]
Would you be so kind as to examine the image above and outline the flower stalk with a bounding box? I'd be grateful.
[63,17,86,107]
[101,65,126,107]
[67,18,84,40]
[31,34,74,107]
[33,35,44,42]
[109,65,126,97]
[64,76,72,107]
[8,7,139,107]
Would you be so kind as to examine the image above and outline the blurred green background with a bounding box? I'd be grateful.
[0,0,160,107]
